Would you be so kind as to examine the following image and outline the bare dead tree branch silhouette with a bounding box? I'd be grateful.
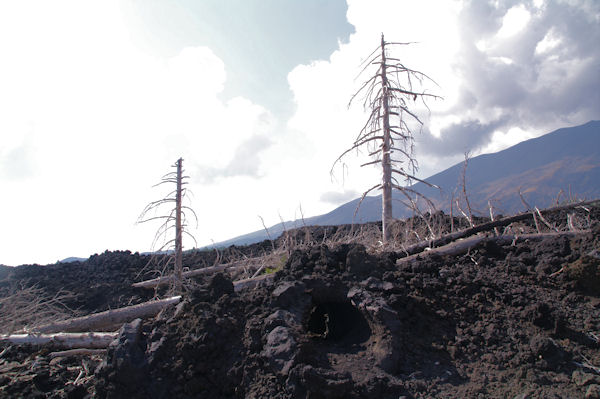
[137,158,198,294]
[333,33,441,244]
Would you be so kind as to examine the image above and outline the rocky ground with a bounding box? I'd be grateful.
[1,204,599,398]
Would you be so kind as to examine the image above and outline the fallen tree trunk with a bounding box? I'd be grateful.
[397,231,586,265]
[0,332,117,349]
[234,273,274,292]
[132,258,267,289]
[399,199,597,257]
[31,296,181,334]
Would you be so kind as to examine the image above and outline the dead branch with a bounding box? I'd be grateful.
[398,199,598,257]
[258,215,276,252]
[0,283,79,334]
[457,152,474,227]
[488,200,500,236]
[233,273,273,292]
[132,257,270,289]
[535,206,559,232]
[353,183,382,223]
[519,189,541,232]
[397,231,587,266]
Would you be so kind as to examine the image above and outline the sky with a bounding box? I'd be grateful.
[1,0,599,266]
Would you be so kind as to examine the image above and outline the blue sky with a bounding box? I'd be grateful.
[0,0,598,265]
[121,0,354,116]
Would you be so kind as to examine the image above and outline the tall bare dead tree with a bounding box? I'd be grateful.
[334,33,441,244]
[138,158,197,293]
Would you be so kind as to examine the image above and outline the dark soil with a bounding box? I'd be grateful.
[1,205,600,398]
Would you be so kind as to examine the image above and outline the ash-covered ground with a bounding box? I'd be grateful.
[1,205,599,398]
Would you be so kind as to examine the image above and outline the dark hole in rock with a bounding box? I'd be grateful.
[306,300,371,343]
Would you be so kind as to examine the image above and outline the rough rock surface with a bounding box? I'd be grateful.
[1,207,599,398]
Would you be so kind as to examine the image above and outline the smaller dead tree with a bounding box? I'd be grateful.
[138,158,198,294]
[456,151,475,228]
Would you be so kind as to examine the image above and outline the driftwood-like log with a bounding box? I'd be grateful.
[0,332,117,349]
[234,273,274,292]
[399,200,597,257]
[397,231,586,265]
[132,258,267,289]
[31,296,181,334]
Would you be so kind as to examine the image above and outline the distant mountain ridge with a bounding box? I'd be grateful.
[215,120,600,247]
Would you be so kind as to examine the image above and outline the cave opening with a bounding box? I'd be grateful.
[306,300,371,343]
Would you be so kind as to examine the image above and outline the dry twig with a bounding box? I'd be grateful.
[0,282,79,334]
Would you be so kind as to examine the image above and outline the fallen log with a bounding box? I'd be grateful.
[397,231,586,265]
[133,257,268,289]
[234,273,274,292]
[398,199,598,257]
[31,296,181,334]
[0,332,117,349]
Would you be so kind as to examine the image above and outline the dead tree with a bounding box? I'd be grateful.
[456,151,475,228]
[334,33,441,244]
[138,158,198,294]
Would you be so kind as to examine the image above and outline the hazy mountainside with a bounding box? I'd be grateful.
[411,120,600,213]
[217,121,600,247]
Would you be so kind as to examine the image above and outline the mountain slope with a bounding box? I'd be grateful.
[216,120,600,247]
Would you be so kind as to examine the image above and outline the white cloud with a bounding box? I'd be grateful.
[0,1,281,265]
[1,0,598,265]
[423,0,600,159]
[480,126,536,154]
[286,0,462,199]
[285,0,599,207]
[535,28,562,55]
[497,5,531,38]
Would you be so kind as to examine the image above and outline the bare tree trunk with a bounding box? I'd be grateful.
[175,157,183,293]
[380,35,393,244]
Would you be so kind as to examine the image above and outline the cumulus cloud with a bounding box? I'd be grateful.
[0,1,283,264]
[286,0,461,196]
[419,118,507,157]
[287,0,600,204]
[439,0,600,144]
[196,134,274,183]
